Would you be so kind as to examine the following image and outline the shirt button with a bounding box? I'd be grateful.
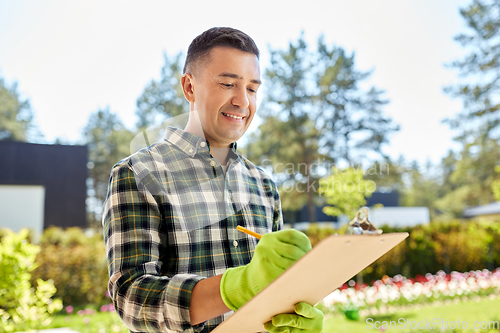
[210,160,216,166]
[233,240,238,247]
[200,142,206,147]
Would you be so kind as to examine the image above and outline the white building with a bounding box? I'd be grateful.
[368,206,430,228]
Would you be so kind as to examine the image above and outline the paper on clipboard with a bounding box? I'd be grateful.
[212,232,409,333]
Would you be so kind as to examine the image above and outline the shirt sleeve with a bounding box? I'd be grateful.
[102,161,207,332]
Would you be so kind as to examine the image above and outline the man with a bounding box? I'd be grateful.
[102,27,323,333]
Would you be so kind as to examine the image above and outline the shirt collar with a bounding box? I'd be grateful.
[163,126,238,158]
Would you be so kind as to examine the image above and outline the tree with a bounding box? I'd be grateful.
[435,137,500,218]
[316,35,400,163]
[248,34,327,222]
[399,160,441,219]
[0,76,38,142]
[82,107,134,227]
[439,0,500,217]
[443,0,500,142]
[363,156,407,193]
[492,165,500,201]
[248,33,399,222]
[436,149,461,196]
[319,166,375,220]
[135,52,187,129]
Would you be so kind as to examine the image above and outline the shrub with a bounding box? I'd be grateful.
[305,219,500,283]
[31,227,109,306]
[0,228,62,332]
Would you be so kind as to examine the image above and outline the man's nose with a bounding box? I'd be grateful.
[231,86,250,109]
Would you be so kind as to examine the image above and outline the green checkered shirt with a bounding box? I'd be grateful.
[102,126,282,332]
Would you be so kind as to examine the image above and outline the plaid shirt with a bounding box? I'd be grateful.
[102,126,283,333]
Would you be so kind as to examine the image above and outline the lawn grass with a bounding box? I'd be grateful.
[43,305,129,333]
[324,297,500,333]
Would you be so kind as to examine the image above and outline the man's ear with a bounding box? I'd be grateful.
[181,73,195,103]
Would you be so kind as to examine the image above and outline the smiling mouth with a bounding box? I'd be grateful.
[221,112,245,120]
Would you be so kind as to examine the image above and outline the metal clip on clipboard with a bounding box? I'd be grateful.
[345,206,383,235]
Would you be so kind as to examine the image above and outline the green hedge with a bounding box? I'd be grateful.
[305,219,500,283]
[30,227,109,306]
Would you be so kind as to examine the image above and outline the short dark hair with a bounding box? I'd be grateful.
[183,27,260,75]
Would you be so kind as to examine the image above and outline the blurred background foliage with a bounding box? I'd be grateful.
[0,0,499,229]
[306,220,500,283]
[0,229,62,332]
[29,227,109,306]
[319,167,376,219]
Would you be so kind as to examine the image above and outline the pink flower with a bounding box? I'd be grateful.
[65,306,74,314]
[83,308,96,315]
[100,304,114,312]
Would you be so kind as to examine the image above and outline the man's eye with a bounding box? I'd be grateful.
[221,83,233,88]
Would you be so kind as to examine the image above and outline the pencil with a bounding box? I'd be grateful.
[236,225,262,240]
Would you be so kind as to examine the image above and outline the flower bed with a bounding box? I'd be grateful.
[322,268,500,316]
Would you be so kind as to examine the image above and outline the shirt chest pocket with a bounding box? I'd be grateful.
[241,200,275,236]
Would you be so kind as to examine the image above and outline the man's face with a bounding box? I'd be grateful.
[191,46,261,148]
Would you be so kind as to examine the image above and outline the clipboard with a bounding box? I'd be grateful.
[212,232,409,333]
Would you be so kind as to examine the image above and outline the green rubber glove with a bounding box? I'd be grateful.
[264,302,324,333]
[220,229,311,311]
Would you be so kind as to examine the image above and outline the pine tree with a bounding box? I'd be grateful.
[248,33,399,222]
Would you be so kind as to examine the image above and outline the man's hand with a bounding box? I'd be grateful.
[264,302,324,333]
[220,229,311,311]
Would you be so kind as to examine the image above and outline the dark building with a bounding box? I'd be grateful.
[283,191,400,224]
[0,141,87,229]
[366,191,399,207]
[283,205,338,225]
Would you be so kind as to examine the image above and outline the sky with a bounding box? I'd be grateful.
[0,0,473,166]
